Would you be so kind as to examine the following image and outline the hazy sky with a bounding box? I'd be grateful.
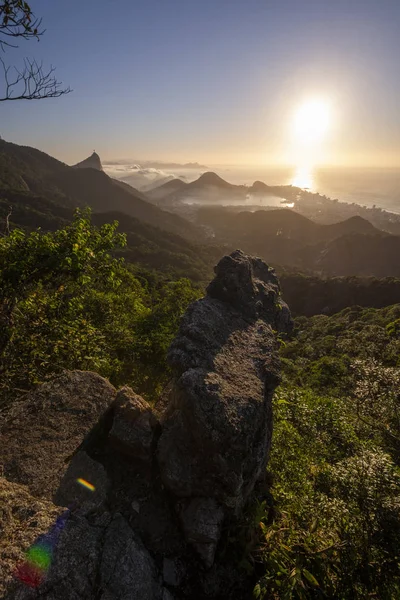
[1,0,400,166]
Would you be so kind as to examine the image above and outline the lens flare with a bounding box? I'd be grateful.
[14,510,69,588]
[76,478,95,492]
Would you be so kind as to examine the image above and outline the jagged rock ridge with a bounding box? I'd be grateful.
[0,250,292,599]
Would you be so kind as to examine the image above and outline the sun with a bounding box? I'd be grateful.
[292,98,332,144]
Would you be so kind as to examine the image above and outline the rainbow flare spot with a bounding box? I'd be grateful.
[14,510,69,588]
[76,477,95,492]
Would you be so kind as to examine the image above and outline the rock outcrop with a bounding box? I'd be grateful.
[0,370,116,500]
[157,249,291,561]
[108,386,159,462]
[0,251,292,599]
[73,151,103,171]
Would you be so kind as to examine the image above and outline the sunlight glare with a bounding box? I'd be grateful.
[292,98,332,144]
[291,165,314,190]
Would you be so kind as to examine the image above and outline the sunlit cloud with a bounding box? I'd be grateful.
[102,161,204,191]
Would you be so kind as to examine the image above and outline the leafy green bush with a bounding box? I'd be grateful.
[0,210,200,406]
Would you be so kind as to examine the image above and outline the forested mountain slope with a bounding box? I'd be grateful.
[0,139,203,241]
[197,207,400,277]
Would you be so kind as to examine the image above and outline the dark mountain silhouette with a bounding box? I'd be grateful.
[0,139,204,241]
[110,178,150,202]
[187,171,240,190]
[197,207,381,245]
[195,206,400,277]
[73,152,103,171]
[249,180,271,194]
[317,233,400,277]
[146,178,188,202]
[148,171,247,204]
[147,172,310,207]
[3,140,400,280]
[323,215,379,240]
[248,180,297,198]
[148,171,301,206]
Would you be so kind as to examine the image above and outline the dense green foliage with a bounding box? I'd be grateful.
[279,271,400,317]
[253,305,400,599]
[2,196,400,598]
[0,211,200,407]
[0,191,223,282]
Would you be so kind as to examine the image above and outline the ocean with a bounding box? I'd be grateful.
[213,166,400,214]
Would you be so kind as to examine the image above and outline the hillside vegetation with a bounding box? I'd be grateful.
[2,140,400,598]
[0,139,203,241]
[197,207,400,277]
[252,304,400,599]
[279,271,400,316]
[0,211,201,408]
[1,207,400,597]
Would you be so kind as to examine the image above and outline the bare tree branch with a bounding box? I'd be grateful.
[0,56,71,101]
[0,2,71,101]
[0,1,44,51]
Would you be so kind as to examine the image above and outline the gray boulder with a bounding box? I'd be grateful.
[54,450,109,514]
[0,477,64,598]
[100,514,162,599]
[108,386,158,462]
[4,507,162,600]
[0,371,116,502]
[180,498,224,568]
[0,250,291,596]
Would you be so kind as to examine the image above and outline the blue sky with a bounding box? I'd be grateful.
[1,0,400,166]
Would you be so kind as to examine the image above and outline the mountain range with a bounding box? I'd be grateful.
[196,206,400,276]
[2,141,400,281]
[0,140,203,242]
[146,172,301,206]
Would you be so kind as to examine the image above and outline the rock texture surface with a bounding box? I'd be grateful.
[0,251,291,599]
[0,478,64,597]
[158,250,291,521]
[0,371,116,500]
[180,498,225,568]
[108,386,159,462]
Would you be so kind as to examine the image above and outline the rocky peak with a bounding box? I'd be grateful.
[159,252,291,525]
[73,151,103,171]
[207,249,286,321]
